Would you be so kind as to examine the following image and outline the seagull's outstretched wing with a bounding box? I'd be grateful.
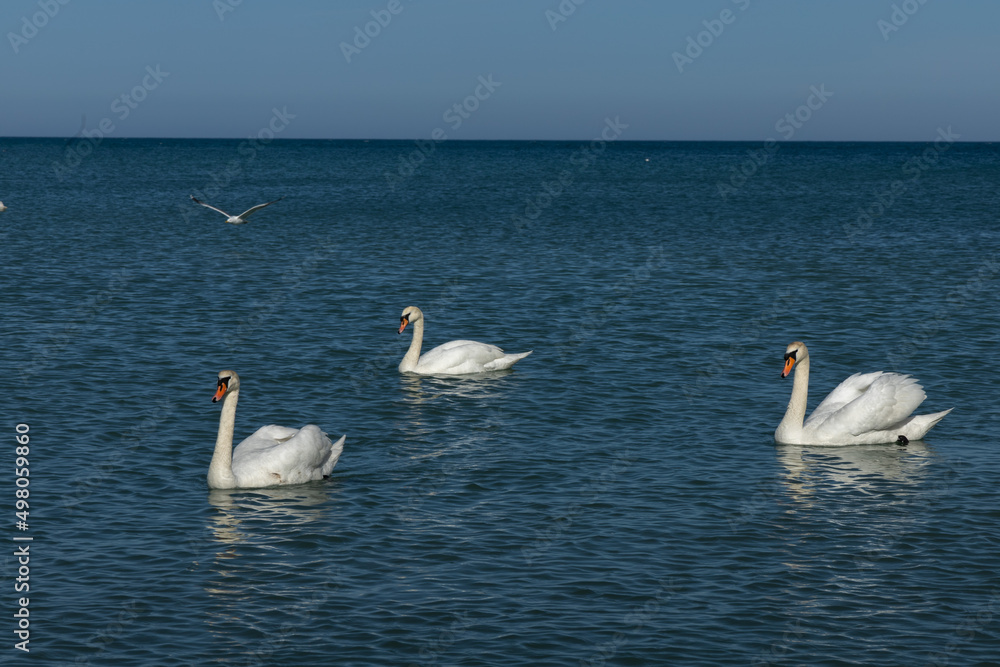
[190,196,232,218]
[237,197,284,220]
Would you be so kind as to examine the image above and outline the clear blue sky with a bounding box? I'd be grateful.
[2,0,997,141]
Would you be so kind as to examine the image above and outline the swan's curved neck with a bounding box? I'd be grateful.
[776,357,810,441]
[208,388,239,489]
[400,318,424,372]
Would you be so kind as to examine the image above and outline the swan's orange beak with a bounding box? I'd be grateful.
[781,356,795,378]
[398,317,409,334]
[212,379,228,403]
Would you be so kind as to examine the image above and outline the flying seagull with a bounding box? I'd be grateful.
[190,196,283,224]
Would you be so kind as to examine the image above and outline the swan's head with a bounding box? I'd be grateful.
[398,306,423,334]
[213,370,241,402]
[781,341,809,378]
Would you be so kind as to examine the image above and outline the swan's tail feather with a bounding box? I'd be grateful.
[922,407,953,430]
[902,408,953,441]
[322,434,346,476]
[483,350,532,371]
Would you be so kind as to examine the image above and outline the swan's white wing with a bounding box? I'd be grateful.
[237,198,283,219]
[808,372,886,422]
[416,340,508,374]
[190,196,231,218]
[231,424,337,486]
[430,339,496,354]
[249,424,300,444]
[807,373,927,439]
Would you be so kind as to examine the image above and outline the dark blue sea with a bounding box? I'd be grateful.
[2,137,1000,665]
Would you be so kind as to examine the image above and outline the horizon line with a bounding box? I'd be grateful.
[1,136,995,145]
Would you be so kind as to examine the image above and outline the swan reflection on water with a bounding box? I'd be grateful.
[398,369,514,403]
[202,484,336,595]
[202,484,341,641]
[386,373,515,511]
[768,441,948,606]
[396,372,510,459]
[202,484,335,559]
[207,483,335,538]
[775,439,934,505]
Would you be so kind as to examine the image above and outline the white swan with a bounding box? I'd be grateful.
[190,196,283,224]
[775,341,951,445]
[208,370,344,489]
[397,306,532,375]
[0,201,6,212]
